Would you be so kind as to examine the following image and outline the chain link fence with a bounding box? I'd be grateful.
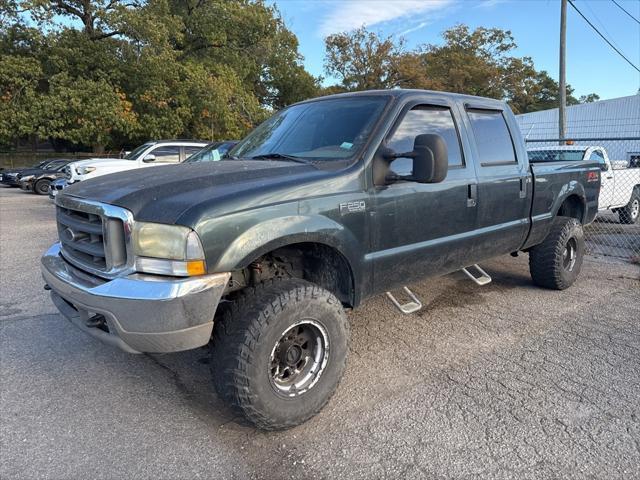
[518,116,639,264]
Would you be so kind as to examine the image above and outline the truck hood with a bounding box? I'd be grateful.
[62,160,327,224]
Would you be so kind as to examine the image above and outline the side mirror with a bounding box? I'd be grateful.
[411,134,448,183]
[384,134,448,183]
[142,154,156,163]
[599,162,609,172]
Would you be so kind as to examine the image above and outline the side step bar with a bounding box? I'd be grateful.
[386,265,492,315]
[386,287,422,315]
[461,264,492,286]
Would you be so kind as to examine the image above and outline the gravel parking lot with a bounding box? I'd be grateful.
[1,186,639,479]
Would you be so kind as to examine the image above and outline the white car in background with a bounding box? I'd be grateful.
[65,140,208,184]
[528,145,640,224]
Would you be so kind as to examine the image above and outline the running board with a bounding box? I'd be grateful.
[461,264,492,286]
[386,287,422,315]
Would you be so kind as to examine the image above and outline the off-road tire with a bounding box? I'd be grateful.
[34,179,51,195]
[529,216,585,290]
[211,278,349,430]
[619,187,640,224]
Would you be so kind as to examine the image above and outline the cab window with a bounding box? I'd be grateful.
[387,106,464,176]
[467,109,516,165]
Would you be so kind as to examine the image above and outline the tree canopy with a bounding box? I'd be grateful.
[0,0,319,151]
[0,3,598,152]
[324,25,599,115]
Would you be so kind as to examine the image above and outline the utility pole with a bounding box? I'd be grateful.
[559,0,567,145]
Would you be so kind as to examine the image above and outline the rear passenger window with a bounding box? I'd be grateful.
[467,109,517,165]
[387,106,464,176]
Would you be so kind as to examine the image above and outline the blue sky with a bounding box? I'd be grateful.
[272,0,640,100]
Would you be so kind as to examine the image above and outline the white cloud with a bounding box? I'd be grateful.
[398,20,430,37]
[476,0,509,8]
[318,0,454,37]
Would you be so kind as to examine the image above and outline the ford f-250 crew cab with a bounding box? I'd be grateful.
[42,90,601,430]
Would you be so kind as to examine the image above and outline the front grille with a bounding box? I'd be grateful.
[55,196,133,278]
[57,206,109,270]
[64,166,72,179]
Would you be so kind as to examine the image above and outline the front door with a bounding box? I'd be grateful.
[369,103,478,292]
[592,149,614,209]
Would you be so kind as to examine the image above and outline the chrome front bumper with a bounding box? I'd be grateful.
[41,243,230,354]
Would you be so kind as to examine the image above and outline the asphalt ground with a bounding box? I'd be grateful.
[1,186,639,479]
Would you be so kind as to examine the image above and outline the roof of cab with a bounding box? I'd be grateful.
[294,88,508,109]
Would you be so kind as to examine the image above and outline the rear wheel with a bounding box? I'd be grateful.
[529,217,585,290]
[619,188,640,224]
[34,179,51,195]
[211,278,349,430]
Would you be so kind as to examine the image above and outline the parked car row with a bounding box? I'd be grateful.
[1,140,238,199]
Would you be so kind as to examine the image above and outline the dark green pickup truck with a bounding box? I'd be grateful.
[42,89,601,429]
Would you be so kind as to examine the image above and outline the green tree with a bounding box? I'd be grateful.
[324,27,406,90]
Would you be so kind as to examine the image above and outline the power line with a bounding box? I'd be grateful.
[568,0,640,73]
[611,0,640,25]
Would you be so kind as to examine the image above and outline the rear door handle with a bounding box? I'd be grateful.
[519,178,527,198]
[467,184,477,207]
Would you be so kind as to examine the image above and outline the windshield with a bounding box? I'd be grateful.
[124,143,154,160]
[185,142,235,163]
[528,150,586,162]
[229,96,389,165]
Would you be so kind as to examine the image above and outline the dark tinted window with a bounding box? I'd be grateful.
[528,149,586,162]
[467,109,516,165]
[387,106,464,176]
[230,97,388,164]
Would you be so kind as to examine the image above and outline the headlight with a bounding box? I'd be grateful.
[132,222,206,276]
[78,166,96,175]
[19,175,35,182]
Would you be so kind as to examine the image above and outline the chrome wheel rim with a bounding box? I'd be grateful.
[269,320,329,397]
[563,238,578,272]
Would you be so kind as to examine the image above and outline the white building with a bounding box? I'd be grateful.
[516,94,640,164]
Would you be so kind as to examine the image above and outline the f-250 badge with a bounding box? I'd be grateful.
[340,201,366,215]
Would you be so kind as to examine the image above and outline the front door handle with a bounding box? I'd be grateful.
[467,184,477,207]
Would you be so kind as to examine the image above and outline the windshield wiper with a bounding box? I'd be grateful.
[249,153,314,166]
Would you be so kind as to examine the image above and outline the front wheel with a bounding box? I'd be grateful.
[529,217,585,290]
[619,188,640,224]
[34,179,51,195]
[211,278,349,430]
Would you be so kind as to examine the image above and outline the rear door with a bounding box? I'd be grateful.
[463,107,531,256]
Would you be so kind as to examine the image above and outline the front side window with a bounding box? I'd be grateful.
[229,97,389,167]
[184,146,204,159]
[387,106,464,176]
[588,150,605,162]
[467,109,516,165]
[149,146,181,163]
[125,143,154,160]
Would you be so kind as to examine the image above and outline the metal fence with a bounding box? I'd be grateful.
[523,134,640,264]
